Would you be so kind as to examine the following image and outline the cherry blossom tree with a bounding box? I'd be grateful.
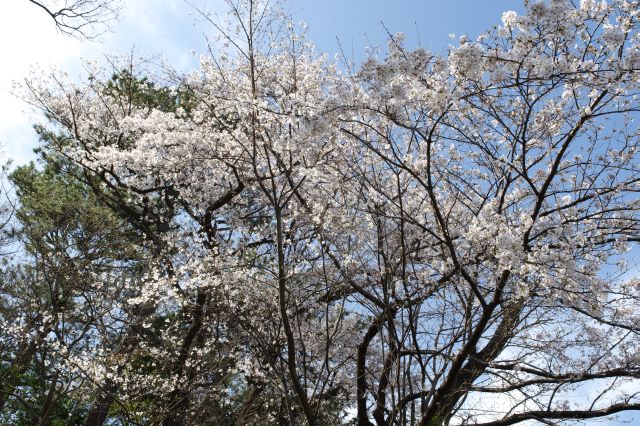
[0,160,144,423]
[11,0,640,425]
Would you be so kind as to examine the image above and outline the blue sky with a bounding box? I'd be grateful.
[0,1,637,424]
[292,0,522,57]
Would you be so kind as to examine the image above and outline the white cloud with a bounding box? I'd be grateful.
[0,1,88,166]
[0,0,210,168]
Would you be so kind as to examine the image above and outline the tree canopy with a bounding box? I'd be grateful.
[3,0,640,425]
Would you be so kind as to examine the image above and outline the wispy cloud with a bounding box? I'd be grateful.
[0,0,212,168]
[0,1,87,165]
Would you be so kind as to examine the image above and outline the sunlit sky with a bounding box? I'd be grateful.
[0,1,637,424]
